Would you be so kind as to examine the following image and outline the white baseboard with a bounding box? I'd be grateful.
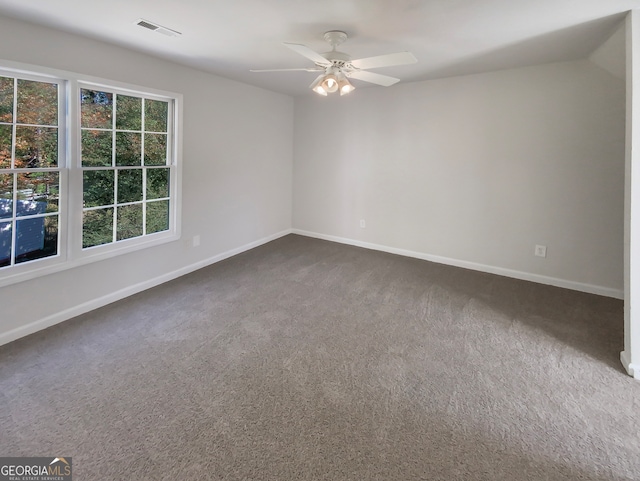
[0,229,292,347]
[620,351,640,380]
[292,229,624,300]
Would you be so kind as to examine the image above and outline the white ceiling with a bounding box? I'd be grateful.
[0,0,637,96]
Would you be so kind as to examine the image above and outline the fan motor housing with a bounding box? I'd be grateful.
[321,50,351,65]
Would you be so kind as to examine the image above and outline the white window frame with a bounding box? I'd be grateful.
[0,59,182,288]
[0,69,68,276]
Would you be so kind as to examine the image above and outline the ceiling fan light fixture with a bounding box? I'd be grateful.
[321,74,339,93]
[313,85,328,96]
[310,75,328,96]
[338,77,355,96]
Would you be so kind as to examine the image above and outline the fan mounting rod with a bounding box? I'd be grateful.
[324,30,348,50]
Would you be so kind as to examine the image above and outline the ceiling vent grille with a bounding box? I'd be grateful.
[135,19,181,37]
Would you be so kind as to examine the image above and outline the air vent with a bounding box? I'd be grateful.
[135,19,181,37]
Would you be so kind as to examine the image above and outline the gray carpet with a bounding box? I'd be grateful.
[1,234,638,480]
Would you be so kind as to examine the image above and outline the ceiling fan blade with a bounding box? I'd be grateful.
[283,43,331,66]
[348,70,400,87]
[350,51,417,70]
[250,67,323,72]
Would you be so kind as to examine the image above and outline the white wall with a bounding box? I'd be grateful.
[293,59,625,296]
[0,15,294,342]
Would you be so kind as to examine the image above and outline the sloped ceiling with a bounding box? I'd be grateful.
[0,0,637,96]
[589,22,626,80]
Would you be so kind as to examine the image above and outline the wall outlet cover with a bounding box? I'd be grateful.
[535,245,547,257]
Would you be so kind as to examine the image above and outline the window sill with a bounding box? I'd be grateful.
[0,230,179,288]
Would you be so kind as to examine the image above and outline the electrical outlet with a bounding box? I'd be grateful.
[193,235,200,247]
[535,245,547,258]
[360,219,366,228]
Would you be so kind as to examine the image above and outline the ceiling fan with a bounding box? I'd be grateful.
[250,30,417,96]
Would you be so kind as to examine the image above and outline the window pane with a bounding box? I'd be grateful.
[116,95,141,131]
[115,131,141,166]
[146,168,169,199]
[15,126,57,168]
[144,133,167,166]
[81,89,113,129]
[117,169,142,204]
[16,79,57,126]
[82,130,112,167]
[0,220,11,267]
[83,170,114,207]
[0,124,12,168]
[16,195,47,216]
[146,200,169,234]
[0,173,11,219]
[17,172,59,214]
[145,99,168,132]
[0,76,13,123]
[15,215,57,264]
[83,208,113,248]
[15,199,46,218]
[116,204,142,241]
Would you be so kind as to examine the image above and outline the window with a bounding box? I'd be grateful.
[0,75,63,269]
[0,63,181,287]
[80,87,172,248]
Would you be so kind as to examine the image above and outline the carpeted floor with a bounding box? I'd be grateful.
[1,234,638,480]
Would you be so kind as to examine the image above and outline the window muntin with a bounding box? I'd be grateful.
[0,75,61,268]
[80,88,172,249]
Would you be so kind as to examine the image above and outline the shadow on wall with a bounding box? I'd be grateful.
[413,13,627,82]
